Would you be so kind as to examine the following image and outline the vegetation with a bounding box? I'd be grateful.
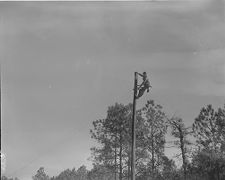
[2,101,225,180]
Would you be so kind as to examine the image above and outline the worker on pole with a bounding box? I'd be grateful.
[136,72,152,99]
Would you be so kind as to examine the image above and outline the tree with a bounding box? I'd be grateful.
[140,100,167,179]
[33,167,49,180]
[168,117,192,180]
[217,104,225,154]
[77,165,88,180]
[161,156,177,180]
[90,102,152,180]
[193,104,225,152]
[192,104,225,180]
[1,177,19,180]
[90,100,170,179]
[90,103,133,180]
[87,164,115,180]
[191,148,225,180]
[50,165,88,180]
[51,168,77,180]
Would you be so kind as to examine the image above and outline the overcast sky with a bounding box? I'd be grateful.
[1,1,225,180]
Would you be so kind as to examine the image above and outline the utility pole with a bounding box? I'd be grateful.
[130,71,151,180]
[131,72,137,180]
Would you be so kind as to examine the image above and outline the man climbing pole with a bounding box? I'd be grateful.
[136,72,151,99]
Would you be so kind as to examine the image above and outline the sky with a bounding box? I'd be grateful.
[1,0,225,179]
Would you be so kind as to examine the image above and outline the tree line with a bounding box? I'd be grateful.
[89,100,225,180]
[2,100,225,180]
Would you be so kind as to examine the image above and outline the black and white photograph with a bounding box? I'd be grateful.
[1,1,225,180]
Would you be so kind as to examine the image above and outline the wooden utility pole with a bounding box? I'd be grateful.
[131,71,151,180]
[131,72,137,180]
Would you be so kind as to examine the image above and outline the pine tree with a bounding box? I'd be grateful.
[33,167,49,180]
[140,100,167,179]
